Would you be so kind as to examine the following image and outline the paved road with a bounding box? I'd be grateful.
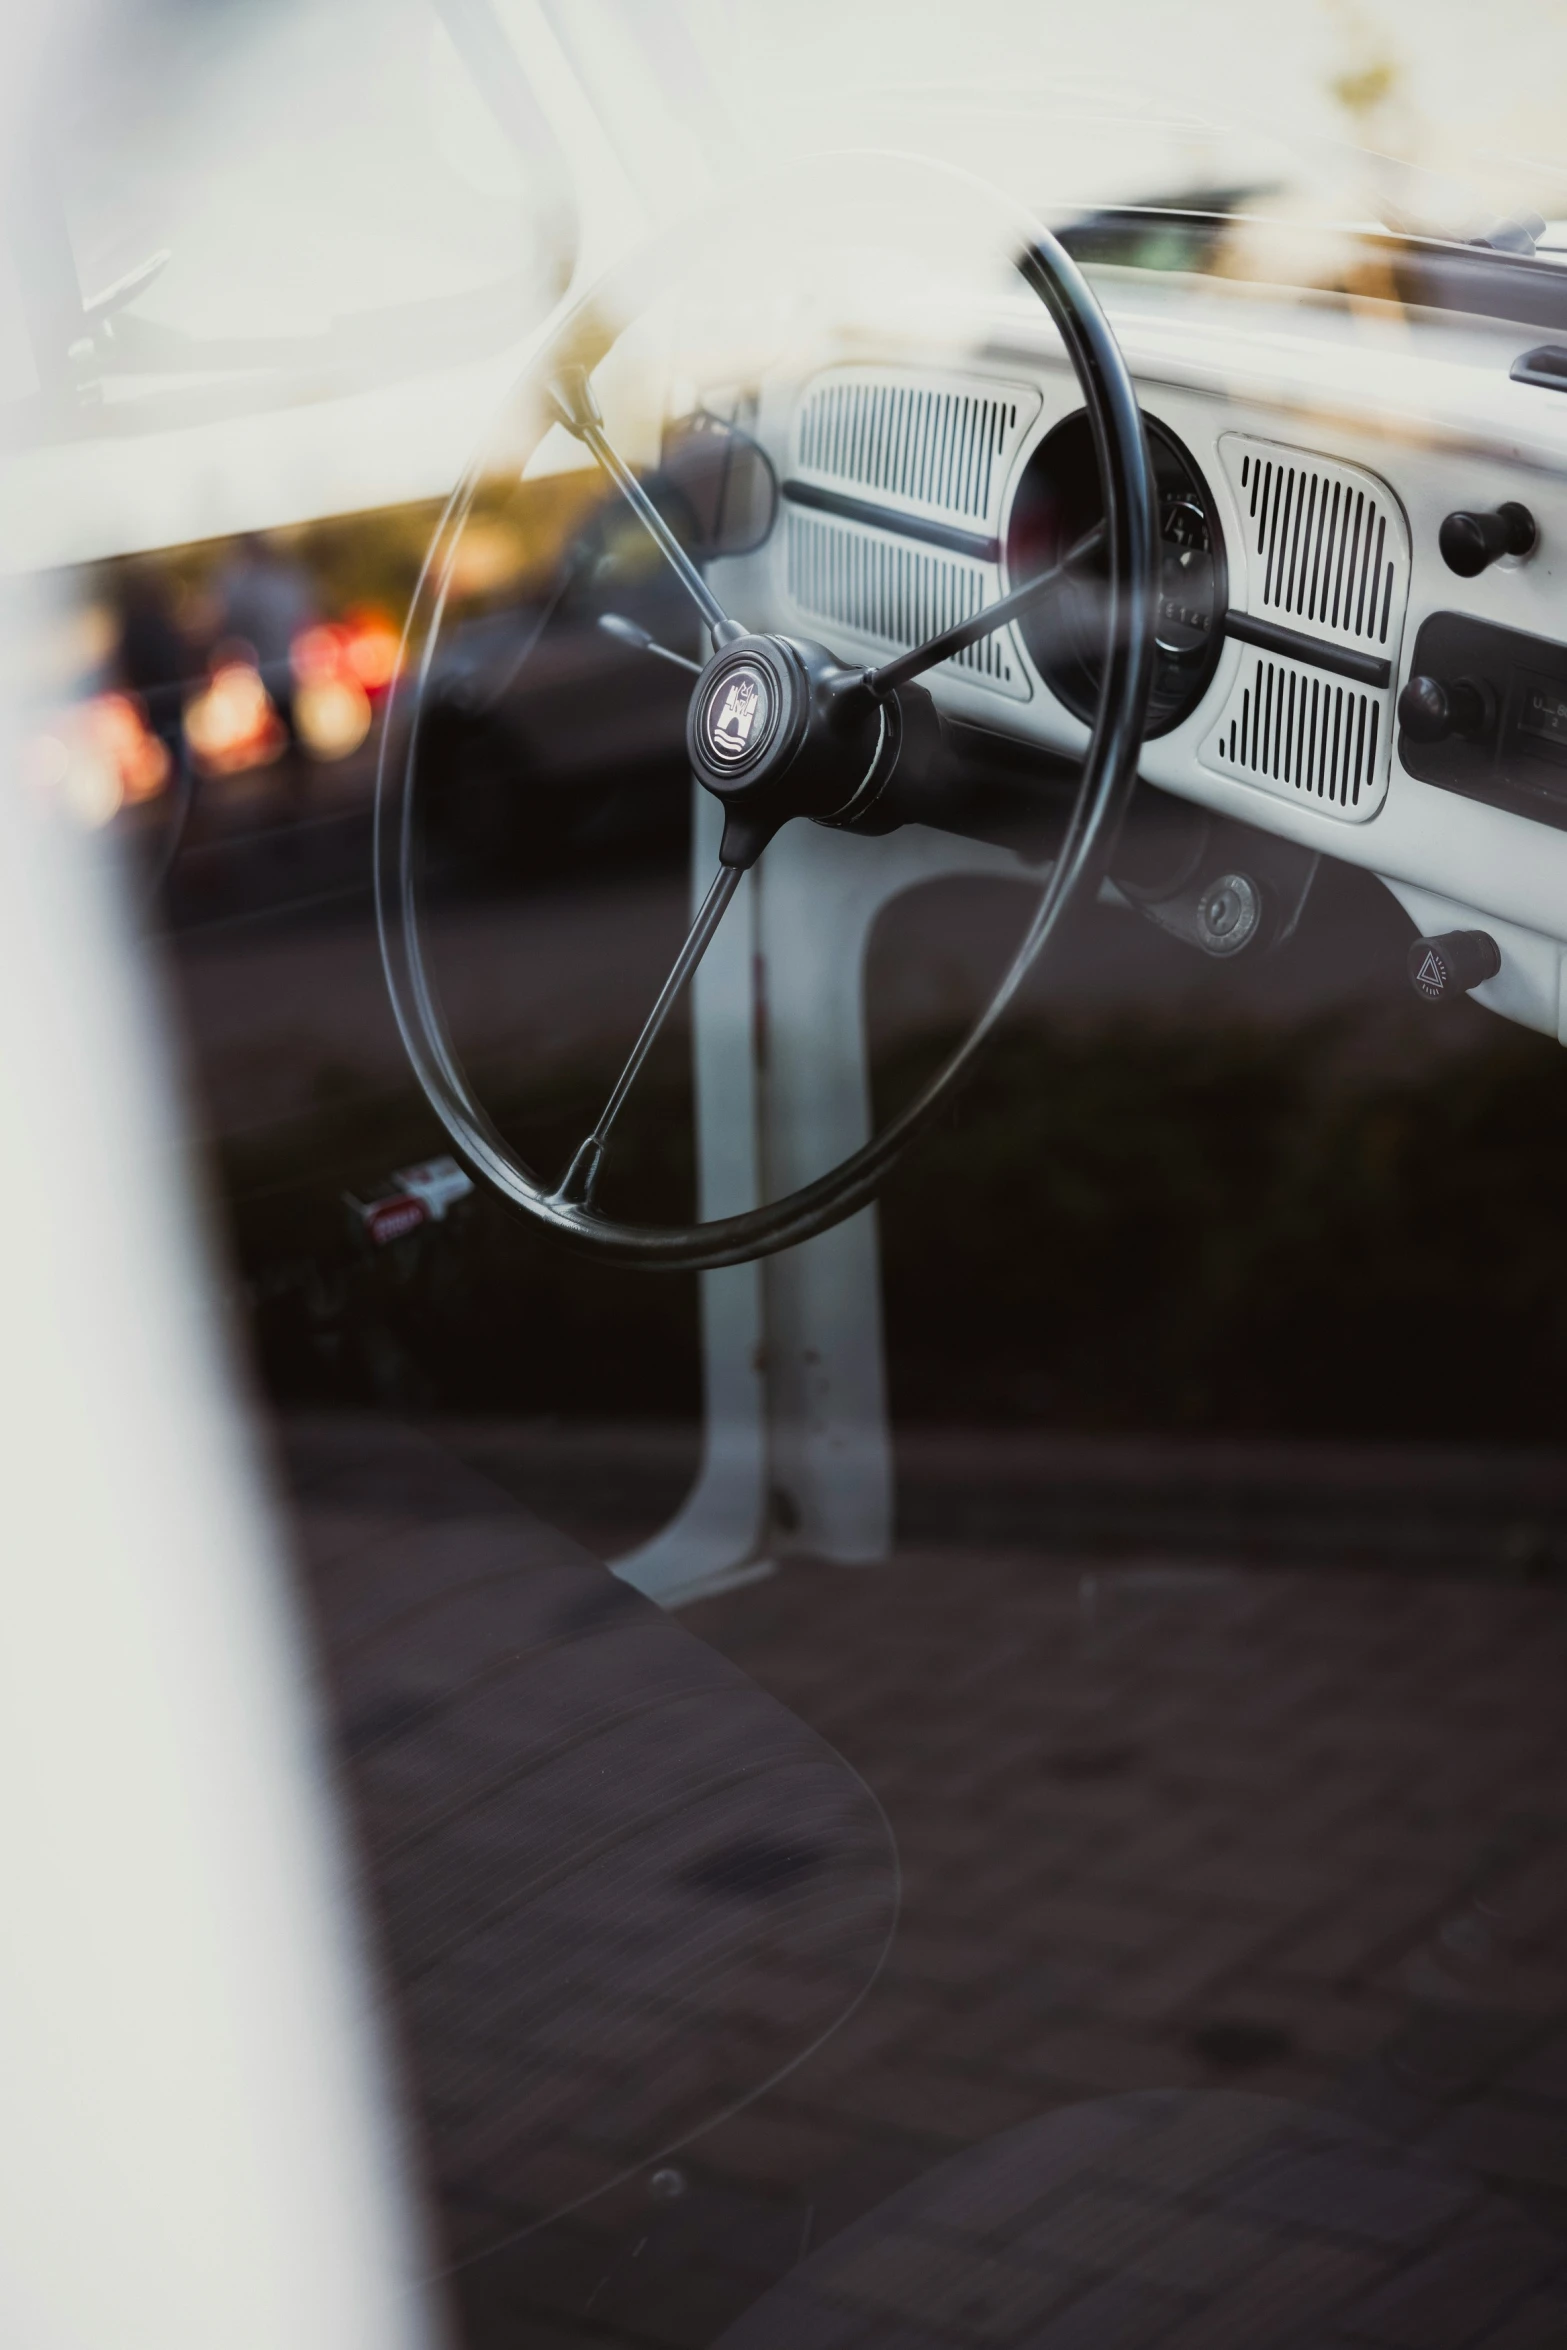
[278,1416,1567,2349]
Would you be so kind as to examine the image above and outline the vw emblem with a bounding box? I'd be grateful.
[704,664,771,765]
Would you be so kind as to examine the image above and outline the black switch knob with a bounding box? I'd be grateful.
[1397,673,1494,742]
[1439,501,1537,576]
[1408,930,1502,1001]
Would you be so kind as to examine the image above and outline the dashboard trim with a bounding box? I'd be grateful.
[780,478,1000,563]
[1222,611,1392,689]
[740,301,1567,1016]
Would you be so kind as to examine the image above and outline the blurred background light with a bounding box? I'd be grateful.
[184,658,284,775]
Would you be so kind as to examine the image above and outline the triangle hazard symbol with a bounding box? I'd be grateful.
[1415,950,1445,993]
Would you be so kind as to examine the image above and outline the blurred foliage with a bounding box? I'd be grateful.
[218,1041,701,1420]
[1330,57,1398,119]
[1324,0,1404,131]
[86,467,606,657]
[282,469,603,619]
[281,501,447,622]
[221,1003,1567,1445]
[877,1013,1567,1440]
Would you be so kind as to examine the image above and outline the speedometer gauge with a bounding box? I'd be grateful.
[1006,410,1227,735]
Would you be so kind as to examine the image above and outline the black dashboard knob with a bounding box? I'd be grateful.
[1439,501,1537,576]
[1397,673,1494,743]
[1408,930,1502,1001]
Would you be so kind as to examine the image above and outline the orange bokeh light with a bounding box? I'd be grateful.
[291,609,400,698]
[184,660,286,775]
[296,675,372,759]
[342,606,401,693]
[20,692,171,829]
[291,623,349,687]
[88,692,172,804]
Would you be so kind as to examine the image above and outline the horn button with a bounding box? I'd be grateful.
[687,634,886,867]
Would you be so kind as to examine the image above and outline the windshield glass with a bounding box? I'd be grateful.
[709,0,1567,254]
[9,7,1567,2348]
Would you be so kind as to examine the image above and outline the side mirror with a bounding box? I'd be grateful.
[658,409,778,562]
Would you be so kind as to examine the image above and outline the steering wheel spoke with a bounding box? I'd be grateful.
[551,860,743,1211]
[863,520,1106,700]
[549,367,744,651]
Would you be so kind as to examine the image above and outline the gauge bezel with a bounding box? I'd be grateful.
[1005,409,1227,740]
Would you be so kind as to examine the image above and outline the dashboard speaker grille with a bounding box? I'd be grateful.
[1220,433,1410,652]
[793,367,1039,532]
[1199,435,1404,821]
[1201,651,1387,818]
[785,509,1027,695]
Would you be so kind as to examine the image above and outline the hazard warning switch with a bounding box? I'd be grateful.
[1407,930,1502,1002]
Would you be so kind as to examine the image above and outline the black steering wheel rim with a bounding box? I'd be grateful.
[376,157,1159,1271]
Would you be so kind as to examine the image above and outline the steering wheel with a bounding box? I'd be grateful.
[376,158,1157,1271]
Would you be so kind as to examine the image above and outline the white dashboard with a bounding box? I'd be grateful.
[722,267,1567,1041]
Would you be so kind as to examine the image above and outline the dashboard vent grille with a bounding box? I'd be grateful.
[792,368,1040,532]
[785,509,1026,694]
[1201,651,1387,819]
[1220,434,1410,653]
